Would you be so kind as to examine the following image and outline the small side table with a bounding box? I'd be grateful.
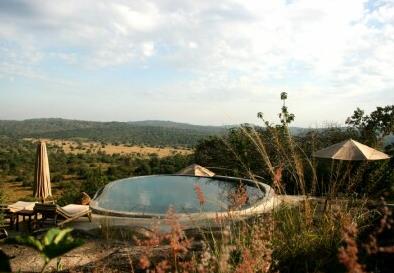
[15,210,35,232]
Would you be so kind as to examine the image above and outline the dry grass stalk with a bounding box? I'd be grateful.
[364,200,394,255]
[194,184,205,207]
[338,217,366,273]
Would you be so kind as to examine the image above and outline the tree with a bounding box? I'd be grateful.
[279,91,295,126]
[346,105,394,147]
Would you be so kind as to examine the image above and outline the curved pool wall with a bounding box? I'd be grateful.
[90,174,275,221]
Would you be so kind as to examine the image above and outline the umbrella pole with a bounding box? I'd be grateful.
[346,161,352,193]
[324,159,335,212]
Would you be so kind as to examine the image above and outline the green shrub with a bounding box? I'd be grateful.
[81,168,108,197]
[22,180,33,187]
[57,181,81,206]
[51,174,63,183]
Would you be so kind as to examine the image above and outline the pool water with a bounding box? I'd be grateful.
[92,175,266,215]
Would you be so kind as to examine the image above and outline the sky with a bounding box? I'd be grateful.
[0,0,393,127]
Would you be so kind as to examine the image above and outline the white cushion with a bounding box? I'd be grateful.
[61,204,89,216]
[8,201,37,212]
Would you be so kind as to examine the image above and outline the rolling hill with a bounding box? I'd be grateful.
[1,118,391,148]
[0,118,227,147]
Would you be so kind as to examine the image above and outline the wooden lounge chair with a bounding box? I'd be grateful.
[34,203,92,228]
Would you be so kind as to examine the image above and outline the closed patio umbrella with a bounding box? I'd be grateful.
[313,139,390,161]
[176,164,215,177]
[34,141,52,202]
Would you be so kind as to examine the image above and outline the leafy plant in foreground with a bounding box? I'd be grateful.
[7,228,83,273]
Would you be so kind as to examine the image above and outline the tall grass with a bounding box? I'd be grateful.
[194,93,378,272]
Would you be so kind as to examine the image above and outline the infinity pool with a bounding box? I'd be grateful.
[90,175,274,218]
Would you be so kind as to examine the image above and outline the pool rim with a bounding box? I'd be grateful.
[89,174,275,219]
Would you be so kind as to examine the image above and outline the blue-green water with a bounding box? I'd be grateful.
[93,175,265,214]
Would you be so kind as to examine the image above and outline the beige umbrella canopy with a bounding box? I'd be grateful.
[34,141,52,201]
[313,139,390,161]
[176,164,215,177]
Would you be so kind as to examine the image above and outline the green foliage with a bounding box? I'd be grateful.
[81,168,108,197]
[0,136,35,178]
[271,204,345,273]
[57,181,81,206]
[346,105,394,147]
[279,91,295,126]
[195,124,321,194]
[8,228,83,273]
[0,118,226,147]
[195,127,267,178]
[195,97,393,196]
[0,136,193,202]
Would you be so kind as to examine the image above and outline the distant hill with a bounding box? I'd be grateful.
[0,118,101,135]
[0,118,227,147]
[2,118,390,148]
[128,120,229,133]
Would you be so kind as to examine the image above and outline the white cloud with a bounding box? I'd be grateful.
[142,41,155,57]
[112,2,159,32]
[0,0,393,125]
[0,43,43,80]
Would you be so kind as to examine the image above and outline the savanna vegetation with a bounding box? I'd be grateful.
[0,136,193,204]
[0,94,393,273]
[0,119,226,147]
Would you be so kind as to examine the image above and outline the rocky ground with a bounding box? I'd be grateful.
[1,237,206,272]
[1,239,112,272]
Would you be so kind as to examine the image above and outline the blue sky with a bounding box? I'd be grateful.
[0,0,393,126]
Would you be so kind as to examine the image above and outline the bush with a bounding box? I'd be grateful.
[57,181,81,206]
[14,176,25,182]
[22,180,33,187]
[271,203,347,273]
[81,168,108,197]
[51,173,63,183]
